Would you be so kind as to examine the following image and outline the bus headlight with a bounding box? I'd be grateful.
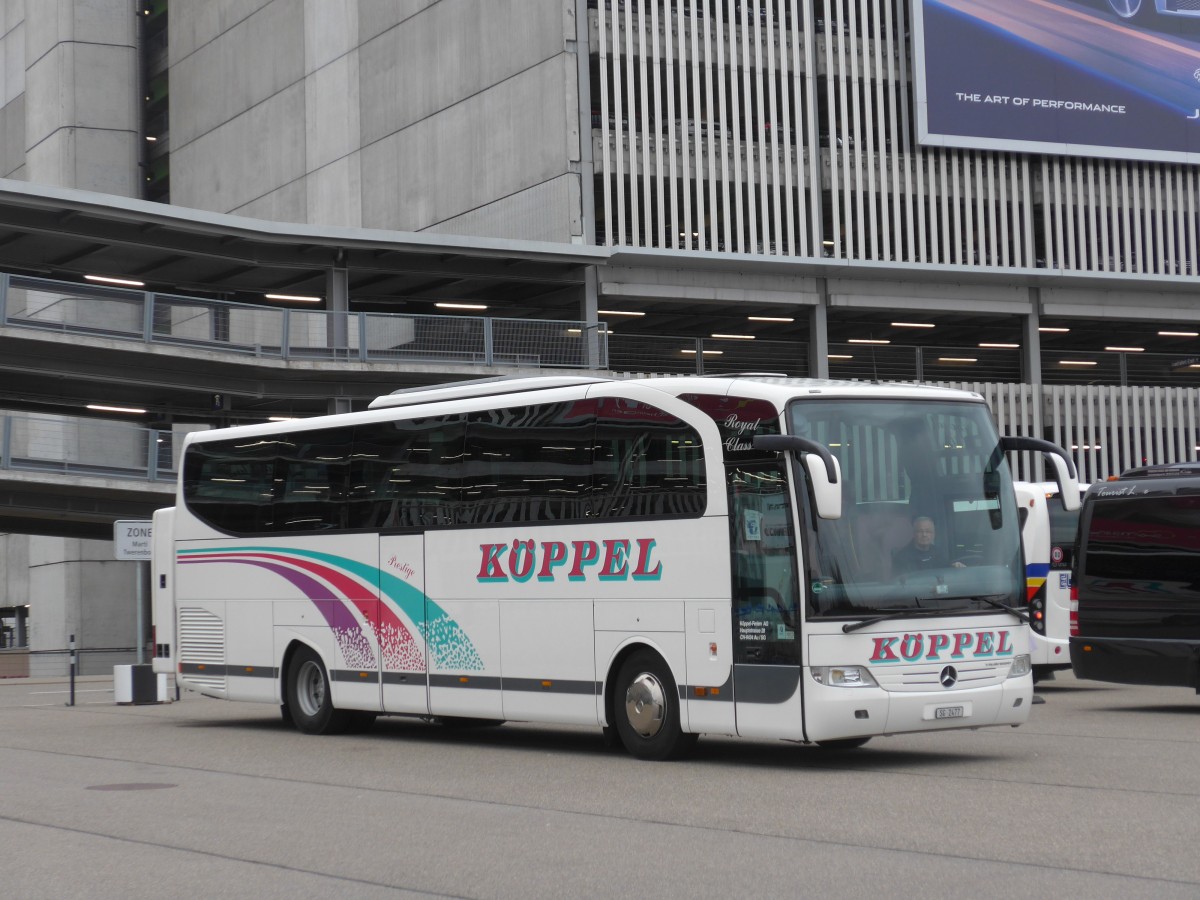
[1007,654,1032,678]
[811,666,879,688]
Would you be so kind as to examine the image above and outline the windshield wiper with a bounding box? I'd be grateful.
[969,595,1031,623]
[841,596,1029,633]
[842,607,956,633]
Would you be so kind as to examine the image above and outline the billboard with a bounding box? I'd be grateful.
[913,0,1200,164]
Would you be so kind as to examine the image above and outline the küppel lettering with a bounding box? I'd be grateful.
[477,537,663,584]
[869,629,1014,664]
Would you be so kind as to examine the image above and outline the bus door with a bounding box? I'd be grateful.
[730,478,805,739]
[353,415,462,717]
[377,533,430,715]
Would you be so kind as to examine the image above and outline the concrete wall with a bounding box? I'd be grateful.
[0,0,140,675]
[30,537,140,675]
[24,0,138,194]
[0,533,31,613]
[169,0,584,242]
[0,0,138,189]
[0,0,26,179]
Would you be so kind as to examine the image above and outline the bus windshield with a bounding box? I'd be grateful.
[789,398,1022,617]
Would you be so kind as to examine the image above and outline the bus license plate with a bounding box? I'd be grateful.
[934,706,964,720]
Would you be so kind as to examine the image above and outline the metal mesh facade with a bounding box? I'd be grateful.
[590,0,1199,275]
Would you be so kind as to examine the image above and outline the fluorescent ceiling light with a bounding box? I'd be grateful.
[711,333,755,340]
[1105,346,1143,352]
[1039,327,1070,333]
[268,416,298,422]
[937,357,977,363]
[828,354,853,359]
[598,309,645,317]
[85,274,145,287]
[86,404,146,414]
[848,339,890,345]
[265,293,322,303]
[748,315,794,323]
[891,322,935,328]
[1159,331,1198,337]
[436,302,487,310]
[1059,360,1097,366]
[979,343,1019,349]
[681,349,723,355]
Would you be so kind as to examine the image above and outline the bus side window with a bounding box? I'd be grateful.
[184,446,276,533]
[592,399,706,519]
[461,402,596,525]
[350,415,466,530]
[273,427,354,531]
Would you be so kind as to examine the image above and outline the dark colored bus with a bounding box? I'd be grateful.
[1070,463,1200,692]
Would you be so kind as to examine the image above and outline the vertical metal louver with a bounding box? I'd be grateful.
[588,1,1199,277]
[948,382,1200,485]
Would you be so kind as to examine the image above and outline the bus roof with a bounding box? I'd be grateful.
[368,374,983,410]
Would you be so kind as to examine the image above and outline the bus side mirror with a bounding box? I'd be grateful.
[1000,436,1081,512]
[753,435,843,520]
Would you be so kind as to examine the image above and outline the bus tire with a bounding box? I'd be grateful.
[286,645,352,735]
[614,650,697,761]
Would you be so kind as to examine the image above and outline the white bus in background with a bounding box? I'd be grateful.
[152,375,1079,760]
[1014,481,1088,683]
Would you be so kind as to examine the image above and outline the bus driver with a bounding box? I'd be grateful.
[893,516,963,573]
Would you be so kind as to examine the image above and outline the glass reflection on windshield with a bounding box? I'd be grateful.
[791,398,1023,617]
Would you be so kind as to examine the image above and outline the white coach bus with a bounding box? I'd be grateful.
[152,375,1079,760]
[1014,481,1088,683]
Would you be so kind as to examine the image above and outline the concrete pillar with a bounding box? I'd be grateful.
[1023,290,1043,388]
[24,0,139,196]
[582,267,601,369]
[809,280,829,379]
[326,262,349,351]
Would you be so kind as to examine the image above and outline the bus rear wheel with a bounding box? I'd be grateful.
[287,645,352,735]
[614,650,697,761]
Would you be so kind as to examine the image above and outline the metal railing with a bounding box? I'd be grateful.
[608,334,808,376]
[0,411,177,483]
[0,273,609,369]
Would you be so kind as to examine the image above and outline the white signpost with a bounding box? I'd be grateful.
[113,520,152,663]
[113,519,153,561]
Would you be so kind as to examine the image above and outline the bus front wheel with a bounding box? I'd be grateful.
[286,645,352,735]
[613,650,697,761]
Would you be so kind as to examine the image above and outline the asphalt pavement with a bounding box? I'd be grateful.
[1,671,1197,898]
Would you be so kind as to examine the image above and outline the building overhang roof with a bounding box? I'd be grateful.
[0,178,605,309]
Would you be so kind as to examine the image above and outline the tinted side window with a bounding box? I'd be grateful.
[184,437,278,533]
[273,427,353,531]
[349,415,466,529]
[592,398,706,518]
[461,401,596,525]
[1083,495,1200,588]
[184,427,353,533]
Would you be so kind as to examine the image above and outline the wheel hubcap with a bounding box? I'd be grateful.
[297,660,324,718]
[625,672,666,738]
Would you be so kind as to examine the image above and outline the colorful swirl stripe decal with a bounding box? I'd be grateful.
[178,547,482,671]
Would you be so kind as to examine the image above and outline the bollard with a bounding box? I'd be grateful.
[68,634,76,707]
